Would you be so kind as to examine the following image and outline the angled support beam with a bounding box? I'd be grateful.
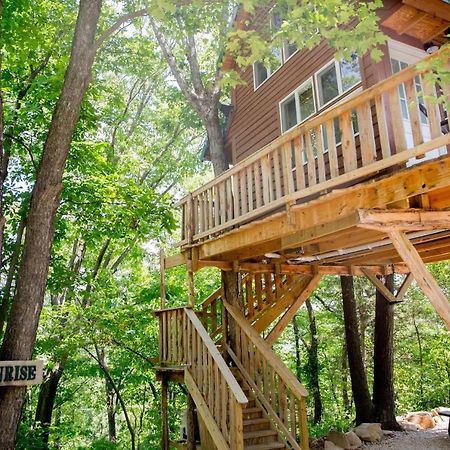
[265,274,322,346]
[361,268,414,303]
[389,231,450,330]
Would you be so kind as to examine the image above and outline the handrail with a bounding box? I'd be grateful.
[224,300,308,398]
[177,47,450,244]
[223,299,310,449]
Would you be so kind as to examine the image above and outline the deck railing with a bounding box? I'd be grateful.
[155,307,248,449]
[178,50,450,245]
[224,300,310,450]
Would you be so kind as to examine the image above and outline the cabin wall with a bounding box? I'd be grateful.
[225,0,427,165]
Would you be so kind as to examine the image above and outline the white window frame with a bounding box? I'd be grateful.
[279,78,316,134]
[282,41,299,63]
[314,58,362,110]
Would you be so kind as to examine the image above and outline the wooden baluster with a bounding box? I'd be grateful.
[219,181,226,225]
[214,364,220,423]
[185,194,193,243]
[264,273,273,305]
[221,376,228,438]
[299,397,309,450]
[325,121,339,178]
[422,76,441,139]
[213,185,220,228]
[248,341,255,382]
[281,141,295,195]
[254,161,263,208]
[270,366,276,410]
[261,155,271,204]
[357,102,377,165]
[304,131,316,186]
[186,316,192,366]
[197,332,203,388]
[294,135,306,190]
[388,87,407,152]
[246,165,253,212]
[203,190,209,231]
[263,357,269,400]
[279,379,287,425]
[275,273,283,298]
[255,273,263,311]
[212,298,218,335]
[208,189,214,230]
[375,94,391,159]
[339,111,357,172]
[230,398,244,450]
[289,391,297,440]
[240,169,248,215]
[272,148,282,199]
[240,328,249,371]
[404,78,424,147]
[226,178,233,221]
[314,126,326,183]
[232,173,240,219]
[246,275,254,319]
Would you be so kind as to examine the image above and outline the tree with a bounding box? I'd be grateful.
[0,1,103,445]
[340,276,373,425]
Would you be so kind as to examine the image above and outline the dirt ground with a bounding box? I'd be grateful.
[362,416,450,450]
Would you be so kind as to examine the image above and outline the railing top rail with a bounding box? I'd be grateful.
[177,47,448,202]
[184,307,248,405]
[153,306,188,316]
[224,300,309,398]
[200,287,223,309]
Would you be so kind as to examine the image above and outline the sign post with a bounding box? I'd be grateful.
[0,360,43,387]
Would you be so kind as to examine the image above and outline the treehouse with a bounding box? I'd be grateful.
[155,1,450,449]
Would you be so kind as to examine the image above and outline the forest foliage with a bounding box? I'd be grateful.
[0,0,449,449]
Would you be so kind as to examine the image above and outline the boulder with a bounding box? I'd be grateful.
[354,423,382,442]
[326,430,350,449]
[324,441,344,450]
[345,431,362,449]
[382,430,395,437]
[405,412,435,429]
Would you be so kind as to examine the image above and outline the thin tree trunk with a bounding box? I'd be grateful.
[305,299,322,424]
[34,357,67,443]
[412,314,424,398]
[293,314,302,382]
[0,2,102,447]
[0,0,4,276]
[340,276,373,425]
[341,342,351,416]
[373,274,401,429]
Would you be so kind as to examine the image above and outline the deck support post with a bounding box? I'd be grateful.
[161,375,169,450]
[186,393,196,450]
[388,230,450,330]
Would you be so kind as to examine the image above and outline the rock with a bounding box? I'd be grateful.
[345,431,362,449]
[405,412,435,429]
[354,423,382,442]
[382,430,395,437]
[400,421,418,431]
[324,441,344,450]
[326,430,350,449]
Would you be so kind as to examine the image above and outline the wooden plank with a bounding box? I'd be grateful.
[388,87,407,152]
[261,156,271,204]
[422,77,442,139]
[294,135,306,189]
[340,111,357,172]
[0,360,43,387]
[326,120,339,178]
[255,273,263,310]
[403,0,450,23]
[254,161,263,208]
[246,275,254,318]
[246,166,253,212]
[315,126,326,183]
[298,397,309,450]
[225,179,233,222]
[232,173,240,219]
[266,274,322,345]
[185,369,230,450]
[388,231,450,330]
[404,78,424,147]
[375,94,391,159]
[282,141,295,195]
[304,131,316,187]
[239,169,248,215]
[357,103,377,165]
[273,148,282,199]
[361,268,398,303]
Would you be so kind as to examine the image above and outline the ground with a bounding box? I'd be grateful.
[363,416,449,450]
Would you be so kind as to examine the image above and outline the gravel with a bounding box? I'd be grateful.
[361,416,450,450]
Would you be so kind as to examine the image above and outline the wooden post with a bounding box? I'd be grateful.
[187,259,195,308]
[389,231,450,331]
[298,397,310,450]
[160,248,166,309]
[187,393,196,450]
[161,375,169,450]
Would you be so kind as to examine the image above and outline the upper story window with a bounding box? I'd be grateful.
[280,79,315,133]
[316,56,361,108]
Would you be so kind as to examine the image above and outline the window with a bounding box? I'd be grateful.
[283,41,298,61]
[280,80,315,132]
[316,56,361,108]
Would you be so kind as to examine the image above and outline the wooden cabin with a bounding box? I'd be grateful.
[156,1,450,449]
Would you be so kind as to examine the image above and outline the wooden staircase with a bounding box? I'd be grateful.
[155,273,310,450]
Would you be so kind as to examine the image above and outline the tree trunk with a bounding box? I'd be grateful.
[372,274,401,430]
[305,299,322,424]
[293,314,302,382]
[0,2,102,446]
[340,276,373,425]
[204,109,228,176]
[222,270,242,352]
[34,357,66,443]
[341,343,351,416]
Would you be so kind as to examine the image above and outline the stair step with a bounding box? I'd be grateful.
[244,429,278,442]
[243,406,263,419]
[244,443,285,450]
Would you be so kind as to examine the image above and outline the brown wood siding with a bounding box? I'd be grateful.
[225,0,428,165]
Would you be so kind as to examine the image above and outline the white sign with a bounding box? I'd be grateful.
[0,360,43,386]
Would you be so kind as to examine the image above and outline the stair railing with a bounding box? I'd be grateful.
[223,300,310,450]
[155,306,248,450]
